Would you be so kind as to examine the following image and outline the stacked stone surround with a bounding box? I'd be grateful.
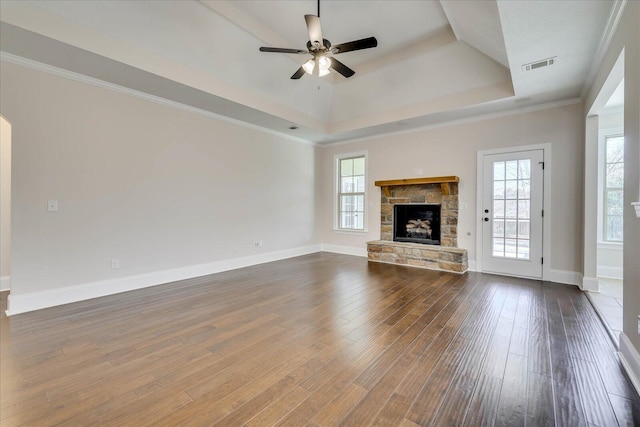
[367,241,468,273]
[367,181,468,274]
[379,183,458,246]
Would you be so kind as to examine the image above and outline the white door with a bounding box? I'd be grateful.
[482,149,544,278]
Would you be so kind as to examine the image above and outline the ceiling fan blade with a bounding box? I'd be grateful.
[304,14,323,48]
[259,47,307,54]
[291,67,306,80]
[329,57,355,78]
[331,37,378,54]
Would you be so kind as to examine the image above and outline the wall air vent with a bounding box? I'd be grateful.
[522,57,557,72]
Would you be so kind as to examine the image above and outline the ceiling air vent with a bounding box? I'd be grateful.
[522,57,556,72]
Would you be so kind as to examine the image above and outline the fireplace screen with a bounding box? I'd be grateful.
[393,204,441,245]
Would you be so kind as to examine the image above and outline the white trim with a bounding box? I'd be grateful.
[475,143,552,281]
[596,265,623,279]
[333,151,368,232]
[597,241,624,250]
[5,244,322,316]
[619,332,640,396]
[547,269,582,286]
[0,52,314,146]
[598,128,625,243]
[321,244,368,258]
[331,229,368,235]
[325,99,582,147]
[581,275,601,292]
[0,276,10,292]
[581,0,628,99]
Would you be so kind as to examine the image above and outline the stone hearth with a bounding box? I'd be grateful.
[367,176,468,274]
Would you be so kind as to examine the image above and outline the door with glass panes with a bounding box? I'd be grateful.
[482,149,544,278]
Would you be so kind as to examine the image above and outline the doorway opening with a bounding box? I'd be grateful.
[583,48,625,345]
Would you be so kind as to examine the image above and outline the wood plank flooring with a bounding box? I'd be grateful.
[1,253,639,426]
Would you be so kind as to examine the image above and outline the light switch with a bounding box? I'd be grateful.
[47,200,59,212]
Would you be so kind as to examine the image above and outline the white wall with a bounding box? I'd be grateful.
[317,103,585,276]
[597,245,623,279]
[0,115,11,290]
[0,60,317,309]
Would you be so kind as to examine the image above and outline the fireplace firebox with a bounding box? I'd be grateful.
[393,204,441,245]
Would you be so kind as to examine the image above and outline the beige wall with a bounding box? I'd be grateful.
[585,1,640,356]
[317,103,585,274]
[0,61,316,296]
[0,115,11,288]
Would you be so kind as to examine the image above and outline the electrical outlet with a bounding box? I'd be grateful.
[111,259,120,270]
[47,200,59,212]
[253,241,263,248]
[460,202,468,210]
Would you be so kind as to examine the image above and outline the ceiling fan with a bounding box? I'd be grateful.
[259,0,378,79]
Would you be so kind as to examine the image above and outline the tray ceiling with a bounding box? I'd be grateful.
[0,0,615,143]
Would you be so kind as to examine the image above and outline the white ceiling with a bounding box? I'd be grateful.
[0,0,614,144]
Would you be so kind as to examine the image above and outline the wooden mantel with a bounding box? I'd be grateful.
[374,176,459,197]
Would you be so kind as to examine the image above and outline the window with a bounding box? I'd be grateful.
[337,155,366,230]
[603,135,624,242]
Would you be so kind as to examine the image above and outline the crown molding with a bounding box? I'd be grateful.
[580,0,627,99]
[322,97,582,147]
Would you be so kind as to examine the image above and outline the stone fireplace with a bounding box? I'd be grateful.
[394,204,441,244]
[367,176,468,273]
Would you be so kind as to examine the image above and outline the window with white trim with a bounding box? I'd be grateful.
[603,135,624,242]
[337,155,366,230]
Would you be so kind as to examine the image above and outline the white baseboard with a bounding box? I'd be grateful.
[596,265,623,280]
[619,333,640,396]
[5,244,322,316]
[548,269,582,286]
[467,260,477,272]
[581,275,600,291]
[0,276,10,292]
[320,244,367,257]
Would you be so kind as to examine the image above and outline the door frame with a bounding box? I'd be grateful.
[476,143,552,280]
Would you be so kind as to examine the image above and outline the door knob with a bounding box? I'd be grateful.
[484,217,489,222]
[484,209,489,213]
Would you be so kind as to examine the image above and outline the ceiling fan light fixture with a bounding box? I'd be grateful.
[303,59,315,75]
[318,56,331,71]
[258,0,377,80]
[318,56,331,76]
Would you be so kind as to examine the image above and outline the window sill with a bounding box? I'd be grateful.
[597,242,623,250]
[333,228,368,235]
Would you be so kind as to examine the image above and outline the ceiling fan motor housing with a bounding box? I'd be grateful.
[307,39,332,52]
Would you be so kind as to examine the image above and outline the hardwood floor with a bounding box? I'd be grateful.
[1,253,639,426]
